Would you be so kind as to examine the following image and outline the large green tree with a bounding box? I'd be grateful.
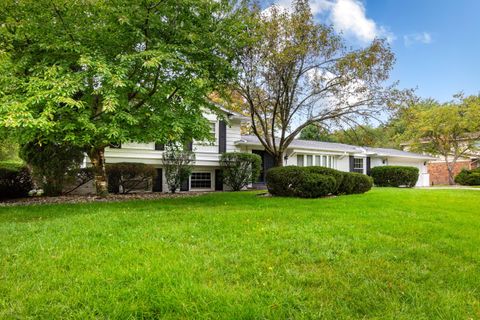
[402,95,480,185]
[234,0,398,166]
[0,0,245,195]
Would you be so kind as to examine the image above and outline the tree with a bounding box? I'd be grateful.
[234,0,397,166]
[299,124,336,142]
[19,141,85,196]
[402,95,480,185]
[162,145,195,193]
[220,152,261,191]
[0,0,246,195]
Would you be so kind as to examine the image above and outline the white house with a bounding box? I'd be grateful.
[86,108,433,192]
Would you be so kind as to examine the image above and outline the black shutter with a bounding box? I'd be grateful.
[154,143,165,151]
[219,120,227,154]
[349,155,355,172]
[152,168,163,192]
[366,157,371,175]
[215,169,224,191]
[188,141,193,151]
[180,176,189,191]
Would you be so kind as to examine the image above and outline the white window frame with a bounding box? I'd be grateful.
[297,155,304,167]
[190,172,212,190]
[306,155,313,166]
[353,158,364,173]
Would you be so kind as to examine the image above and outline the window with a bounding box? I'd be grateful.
[306,155,313,166]
[210,122,216,138]
[322,155,327,167]
[297,155,304,167]
[353,158,364,173]
[190,172,211,189]
[315,155,321,166]
[154,143,165,151]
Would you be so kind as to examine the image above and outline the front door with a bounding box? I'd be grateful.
[252,150,275,183]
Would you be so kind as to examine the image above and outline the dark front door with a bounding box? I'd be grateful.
[153,168,163,192]
[215,169,224,191]
[252,150,275,183]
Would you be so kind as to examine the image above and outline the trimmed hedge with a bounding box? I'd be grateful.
[338,172,373,195]
[455,168,480,186]
[370,166,419,188]
[266,166,372,198]
[266,166,336,198]
[0,165,33,199]
[304,166,344,193]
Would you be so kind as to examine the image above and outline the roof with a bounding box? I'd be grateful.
[236,135,435,160]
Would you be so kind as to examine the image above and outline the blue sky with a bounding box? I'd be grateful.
[263,0,480,102]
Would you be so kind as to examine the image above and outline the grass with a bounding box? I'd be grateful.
[1,188,479,319]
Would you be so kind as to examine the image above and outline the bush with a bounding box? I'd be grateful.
[0,165,33,199]
[338,172,373,195]
[304,166,344,193]
[106,163,155,194]
[266,166,336,198]
[20,142,84,196]
[220,152,261,191]
[455,168,480,186]
[162,146,195,193]
[370,166,419,187]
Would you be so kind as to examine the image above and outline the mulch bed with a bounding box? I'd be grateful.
[0,192,208,207]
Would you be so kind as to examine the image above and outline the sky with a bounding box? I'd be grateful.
[262,0,480,102]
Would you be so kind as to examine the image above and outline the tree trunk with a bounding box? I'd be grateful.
[273,153,284,167]
[88,147,108,197]
[445,160,456,185]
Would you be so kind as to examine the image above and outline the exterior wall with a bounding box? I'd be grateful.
[102,113,243,168]
[428,160,475,185]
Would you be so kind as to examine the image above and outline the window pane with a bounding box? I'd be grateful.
[211,123,216,133]
[190,172,211,189]
[297,155,304,167]
[315,155,321,165]
[322,155,327,167]
[353,158,364,173]
[306,155,313,166]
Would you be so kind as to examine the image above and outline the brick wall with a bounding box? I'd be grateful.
[428,160,475,185]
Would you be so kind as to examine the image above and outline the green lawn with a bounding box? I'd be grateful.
[1,189,479,319]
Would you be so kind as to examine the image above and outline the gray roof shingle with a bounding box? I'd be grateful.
[237,135,434,159]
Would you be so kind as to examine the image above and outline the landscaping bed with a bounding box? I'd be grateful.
[0,191,206,207]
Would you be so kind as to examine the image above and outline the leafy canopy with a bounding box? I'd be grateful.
[0,0,246,148]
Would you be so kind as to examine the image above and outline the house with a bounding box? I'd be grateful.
[82,109,433,193]
[428,155,479,185]
[401,138,480,185]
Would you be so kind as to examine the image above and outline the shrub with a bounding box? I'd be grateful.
[338,172,373,195]
[220,152,261,191]
[304,166,344,193]
[370,166,419,187]
[106,163,155,194]
[266,166,336,198]
[162,146,196,193]
[20,142,84,196]
[455,168,480,186]
[0,165,33,199]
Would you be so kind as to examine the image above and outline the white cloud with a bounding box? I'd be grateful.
[330,0,394,43]
[403,32,432,47]
[265,0,395,45]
